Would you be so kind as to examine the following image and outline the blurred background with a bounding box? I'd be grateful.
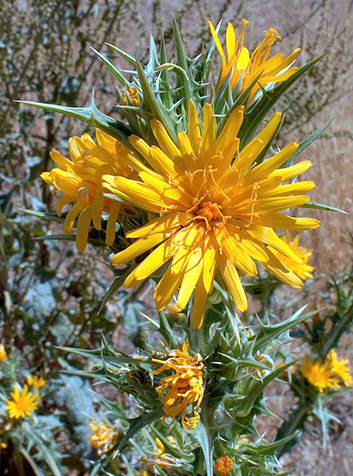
[1,0,352,475]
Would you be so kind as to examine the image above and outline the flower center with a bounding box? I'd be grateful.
[195,201,222,225]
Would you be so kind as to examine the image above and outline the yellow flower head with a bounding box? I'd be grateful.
[5,385,40,419]
[26,375,47,390]
[209,19,301,102]
[270,234,314,281]
[0,344,7,363]
[214,455,234,476]
[89,421,118,455]
[327,350,353,387]
[42,130,140,252]
[151,341,204,429]
[299,355,340,393]
[104,101,319,328]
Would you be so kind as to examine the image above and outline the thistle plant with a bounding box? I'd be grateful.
[23,17,348,476]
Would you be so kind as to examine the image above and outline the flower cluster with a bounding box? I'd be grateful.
[38,17,320,330]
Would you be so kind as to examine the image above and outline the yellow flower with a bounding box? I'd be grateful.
[5,385,40,419]
[214,455,234,475]
[26,375,47,390]
[270,234,314,281]
[89,421,118,455]
[42,130,140,252]
[209,19,301,103]
[104,101,319,328]
[151,341,204,429]
[0,344,7,363]
[299,355,340,393]
[327,350,353,387]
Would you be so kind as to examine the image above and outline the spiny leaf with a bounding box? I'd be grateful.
[116,408,164,453]
[302,201,348,214]
[20,94,132,141]
[250,305,320,354]
[136,59,177,142]
[194,418,214,476]
[18,208,66,224]
[106,42,137,67]
[286,119,334,166]
[91,47,129,87]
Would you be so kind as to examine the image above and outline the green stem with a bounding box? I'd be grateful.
[276,406,309,457]
[320,308,353,359]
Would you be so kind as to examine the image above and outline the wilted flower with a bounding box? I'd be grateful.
[105,101,319,328]
[5,385,40,419]
[270,234,314,281]
[209,19,300,102]
[42,130,140,252]
[214,455,234,475]
[0,344,7,363]
[89,421,118,455]
[26,375,47,390]
[151,341,204,429]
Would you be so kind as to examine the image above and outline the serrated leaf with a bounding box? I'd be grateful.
[250,306,320,354]
[20,94,132,141]
[234,361,294,417]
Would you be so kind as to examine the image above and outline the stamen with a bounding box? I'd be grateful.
[250,28,281,70]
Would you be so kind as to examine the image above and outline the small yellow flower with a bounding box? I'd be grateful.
[0,344,7,363]
[327,350,353,387]
[151,341,204,429]
[270,234,314,281]
[5,385,40,419]
[42,130,140,252]
[209,19,300,103]
[235,435,249,448]
[214,455,234,475]
[299,355,340,393]
[89,421,118,455]
[26,375,47,390]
